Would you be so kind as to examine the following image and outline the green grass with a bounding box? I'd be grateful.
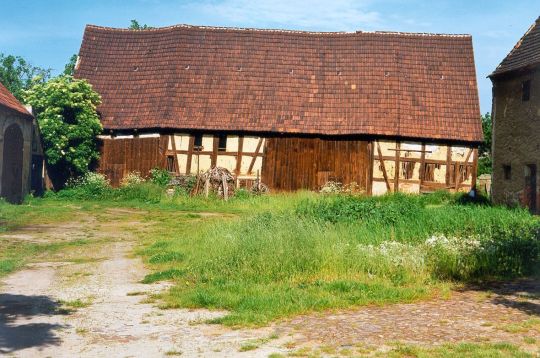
[138,192,539,326]
[2,188,539,328]
[382,342,534,357]
[0,237,91,278]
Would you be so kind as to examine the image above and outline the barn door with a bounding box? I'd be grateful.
[525,164,537,214]
[1,123,24,204]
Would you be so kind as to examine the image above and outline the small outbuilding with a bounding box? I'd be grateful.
[0,82,44,204]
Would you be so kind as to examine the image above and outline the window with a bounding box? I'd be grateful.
[218,134,227,152]
[166,155,175,172]
[503,164,512,180]
[193,134,203,149]
[522,80,531,101]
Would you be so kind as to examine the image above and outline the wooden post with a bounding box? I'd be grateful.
[222,174,228,201]
[211,136,219,167]
[248,138,264,174]
[471,148,478,190]
[445,145,452,187]
[367,141,374,195]
[376,141,391,192]
[186,135,195,175]
[419,143,426,190]
[236,136,244,188]
[394,141,401,193]
[169,134,180,173]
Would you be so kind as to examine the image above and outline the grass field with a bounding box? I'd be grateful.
[1,185,539,328]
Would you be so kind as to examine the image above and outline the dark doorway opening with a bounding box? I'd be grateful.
[525,164,537,214]
[1,124,24,204]
[31,155,44,196]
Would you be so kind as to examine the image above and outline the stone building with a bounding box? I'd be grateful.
[490,16,540,213]
[75,24,482,193]
[0,82,44,203]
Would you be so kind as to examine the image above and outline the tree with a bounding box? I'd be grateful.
[23,75,102,189]
[0,53,51,101]
[63,54,78,76]
[478,113,492,176]
[129,19,153,30]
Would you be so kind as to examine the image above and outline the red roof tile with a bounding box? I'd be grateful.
[75,24,482,142]
[491,17,540,77]
[0,82,32,118]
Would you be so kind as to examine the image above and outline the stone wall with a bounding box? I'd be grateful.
[0,106,34,202]
[491,67,540,212]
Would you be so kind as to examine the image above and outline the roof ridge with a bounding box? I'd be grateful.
[85,23,471,38]
[491,16,540,77]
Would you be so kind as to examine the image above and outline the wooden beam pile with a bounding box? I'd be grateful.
[192,166,236,200]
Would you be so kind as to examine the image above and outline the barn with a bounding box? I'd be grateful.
[0,82,44,203]
[74,24,482,194]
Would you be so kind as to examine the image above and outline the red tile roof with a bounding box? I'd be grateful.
[0,82,32,118]
[491,17,540,77]
[76,24,482,142]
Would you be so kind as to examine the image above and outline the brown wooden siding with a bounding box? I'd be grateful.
[98,137,167,186]
[262,137,371,191]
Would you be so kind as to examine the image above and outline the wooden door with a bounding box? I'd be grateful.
[262,137,370,191]
[525,164,537,214]
[1,123,24,204]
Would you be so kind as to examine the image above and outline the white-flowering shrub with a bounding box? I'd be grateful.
[64,172,111,198]
[320,181,365,195]
[121,171,146,187]
[423,234,488,279]
[320,181,343,194]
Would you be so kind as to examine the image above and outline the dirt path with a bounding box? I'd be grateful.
[0,212,282,357]
[0,211,539,357]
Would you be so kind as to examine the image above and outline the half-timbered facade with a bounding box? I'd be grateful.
[76,24,482,193]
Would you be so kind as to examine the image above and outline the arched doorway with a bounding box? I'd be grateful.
[1,123,24,203]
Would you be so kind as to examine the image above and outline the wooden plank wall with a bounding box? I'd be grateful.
[262,137,370,191]
[98,137,167,186]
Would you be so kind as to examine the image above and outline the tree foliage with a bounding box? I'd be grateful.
[0,53,51,101]
[63,54,78,76]
[129,19,153,30]
[478,113,492,176]
[23,75,102,188]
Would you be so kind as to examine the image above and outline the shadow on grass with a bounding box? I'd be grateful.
[466,278,540,317]
[0,293,71,354]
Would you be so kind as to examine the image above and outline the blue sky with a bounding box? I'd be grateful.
[2,1,540,114]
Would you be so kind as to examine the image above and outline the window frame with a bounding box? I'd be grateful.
[193,134,203,149]
[217,134,227,152]
[503,164,512,180]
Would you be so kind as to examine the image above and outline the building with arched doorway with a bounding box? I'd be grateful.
[0,82,44,204]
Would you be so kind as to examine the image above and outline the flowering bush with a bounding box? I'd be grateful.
[63,172,111,198]
[121,171,146,187]
[320,181,364,195]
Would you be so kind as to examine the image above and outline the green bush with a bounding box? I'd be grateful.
[149,168,171,187]
[57,172,112,199]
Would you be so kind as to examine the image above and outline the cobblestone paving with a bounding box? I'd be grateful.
[276,280,539,354]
